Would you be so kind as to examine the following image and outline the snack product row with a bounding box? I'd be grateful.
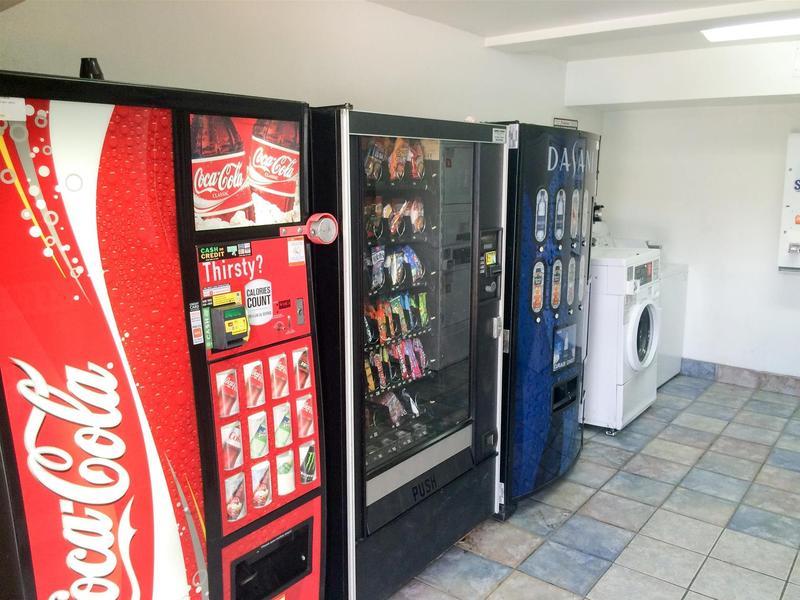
[364,338,428,394]
[364,291,429,345]
[365,195,426,240]
[367,244,426,293]
[215,346,311,419]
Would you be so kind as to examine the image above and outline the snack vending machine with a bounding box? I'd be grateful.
[0,71,331,599]
[310,109,507,600]
[498,123,600,516]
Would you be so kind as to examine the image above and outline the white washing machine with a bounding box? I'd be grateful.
[583,247,661,431]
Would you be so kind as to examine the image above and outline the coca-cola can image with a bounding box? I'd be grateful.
[296,394,314,438]
[216,368,240,418]
[276,450,296,496]
[299,441,317,485]
[251,461,272,509]
[248,119,300,222]
[248,411,268,460]
[191,114,255,231]
[273,402,293,448]
[242,360,265,408]
[220,421,243,471]
[225,473,247,522]
[269,353,290,399]
[292,346,311,390]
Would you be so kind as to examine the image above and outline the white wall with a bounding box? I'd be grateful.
[599,102,800,377]
[0,0,600,131]
[566,40,800,107]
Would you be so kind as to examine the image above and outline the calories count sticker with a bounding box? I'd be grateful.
[244,278,273,325]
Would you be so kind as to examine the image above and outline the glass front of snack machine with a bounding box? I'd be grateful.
[358,136,475,477]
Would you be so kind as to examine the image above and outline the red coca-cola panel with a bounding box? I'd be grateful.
[221,496,322,600]
[197,236,312,361]
[209,337,321,536]
[0,100,206,598]
[191,114,300,231]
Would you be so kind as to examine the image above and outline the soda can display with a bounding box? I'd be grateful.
[248,412,269,459]
[225,473,247,522]
[293,347,311,390]
[251,461,272,509]
[296,395,315,438]
[299,441,317,485]
[216,368,240,417]
[269,353,290,399]
[276,450,296,496]
[243,360,265,408]
[220,421,243,471]
[273,402,293,448]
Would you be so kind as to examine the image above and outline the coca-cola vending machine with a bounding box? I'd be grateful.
[0,71,333,599]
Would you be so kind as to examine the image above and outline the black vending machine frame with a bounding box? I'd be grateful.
[311,108,506,600]
[0,70,326,600]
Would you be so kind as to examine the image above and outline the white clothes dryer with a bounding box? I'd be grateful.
[583,247,661,431]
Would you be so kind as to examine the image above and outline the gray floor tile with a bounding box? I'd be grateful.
[640,508,723,554]
[733,410,789,432]
[532,479,595,511]
[729,505,800,548]
[623,453,692,484]
[769,448,800,473]
[744,399,796,418]
[681,468,750,502]
[792,560,800,584]
[457,519,543,567]
[701,391,750,409]
[591,429,651,452]
[710,436,772,462]
[643,438,704,466]
[583,426,602,440]
[390,579,457,600]
[724,422,781,445]
[672,412,728,434]
[684,592,714,600]
[659,381,708,400]
[578,491,655,531]
[751,389,800,406]
[662,487,738,526]
[581,441,635,469]
[696,451,762,481]
[777,434,800,453]
[691,558,784,600]
[656,391,696,408]
[615,534,704,587]
[785,584,800,600]
[755,464,800,494]
[417,547,511,600]
[602,471,674,506]
[564,459,617,489]
[743,483,800,519]
[486,571,580,600]
[643,405,682,422]
[626,415,668,437]
[659,424,717,449]
[507,500,571,537]
[587,564,685,600]
[710,529,797,580]
[706,382,754,399]
[685,400,739,421]
[550,514,634,561]
[785,420,800,437]
[518,541,610,596]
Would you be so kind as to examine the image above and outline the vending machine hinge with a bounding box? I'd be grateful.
[507,123,519,149]
[502,329,510,354]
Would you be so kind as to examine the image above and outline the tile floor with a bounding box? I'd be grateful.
[391,376,800,600]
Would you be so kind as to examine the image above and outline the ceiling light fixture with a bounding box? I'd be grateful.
[702,17,800,42]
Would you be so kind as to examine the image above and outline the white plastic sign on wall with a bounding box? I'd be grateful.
[778,133,800,272]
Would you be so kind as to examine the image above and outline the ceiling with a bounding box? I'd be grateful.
[372,0,800,59]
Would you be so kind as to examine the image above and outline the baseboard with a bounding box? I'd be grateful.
[681,358,800,397]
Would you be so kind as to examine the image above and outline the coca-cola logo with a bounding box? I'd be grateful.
[250,146,298,181]
[193,160,245,196]
[13,358,138,600]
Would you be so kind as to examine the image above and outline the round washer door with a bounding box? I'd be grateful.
[626,301,660,372]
